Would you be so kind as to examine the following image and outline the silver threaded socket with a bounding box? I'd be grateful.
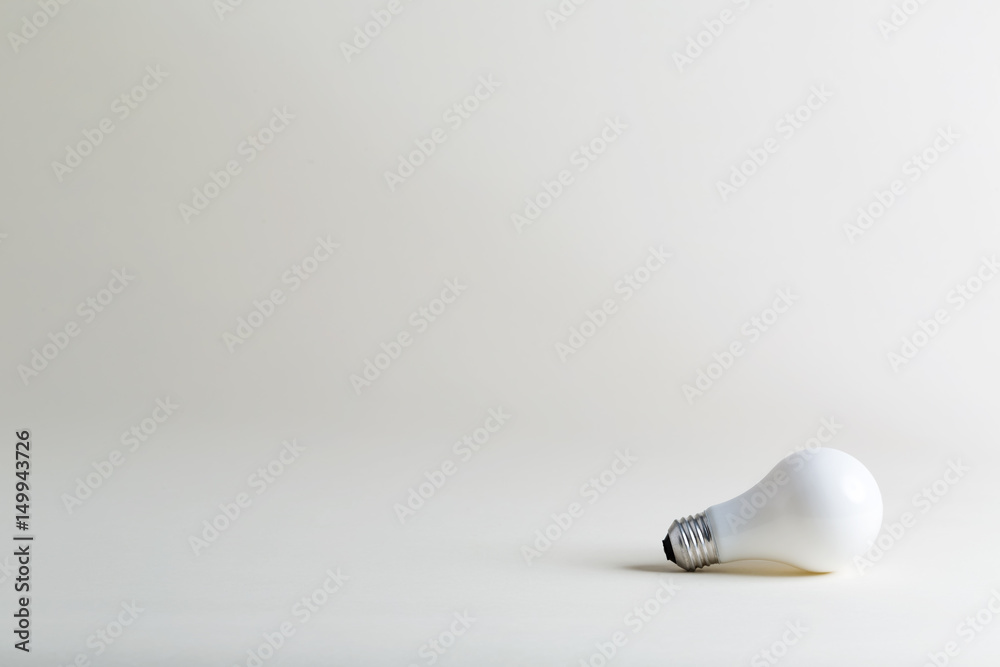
[663,511,720,571]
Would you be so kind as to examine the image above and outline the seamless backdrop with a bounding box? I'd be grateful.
[2,1,1000,665]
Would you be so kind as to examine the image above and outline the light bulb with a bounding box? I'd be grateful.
[663,447,882,572]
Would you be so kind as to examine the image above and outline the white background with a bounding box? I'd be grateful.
[2,0,1000,665]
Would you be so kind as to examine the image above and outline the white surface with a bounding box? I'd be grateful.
[2,1,1000,665]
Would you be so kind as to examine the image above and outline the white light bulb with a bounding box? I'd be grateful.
[663,447,882,572]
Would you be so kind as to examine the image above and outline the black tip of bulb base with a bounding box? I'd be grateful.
[662,534,675,563]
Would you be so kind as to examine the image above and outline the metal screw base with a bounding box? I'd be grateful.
[663,511,720,571]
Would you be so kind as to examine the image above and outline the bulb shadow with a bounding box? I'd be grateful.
[625,560,824,577]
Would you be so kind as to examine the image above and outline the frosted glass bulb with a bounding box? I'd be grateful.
[663,447,882,572]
